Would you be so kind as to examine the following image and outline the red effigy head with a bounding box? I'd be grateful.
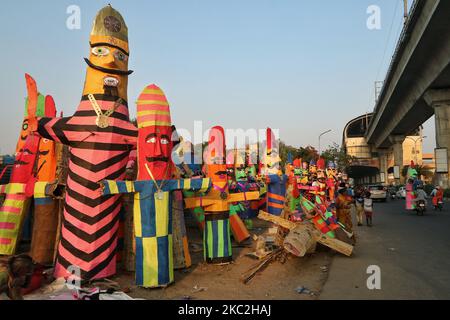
[205,126,227,183]
[136,84,173,181]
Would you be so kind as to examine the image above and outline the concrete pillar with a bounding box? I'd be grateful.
[424,89,450,188]
[389,135,405,185]
[378,150,389,184]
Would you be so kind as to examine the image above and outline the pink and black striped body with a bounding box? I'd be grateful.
[38,94,137,280]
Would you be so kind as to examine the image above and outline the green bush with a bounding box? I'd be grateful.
[444,188,450,199]
[424,184,435,196]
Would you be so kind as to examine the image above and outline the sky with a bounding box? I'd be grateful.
[0,0,435,155]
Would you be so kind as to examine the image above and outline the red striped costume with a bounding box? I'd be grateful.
[38,95,137,280]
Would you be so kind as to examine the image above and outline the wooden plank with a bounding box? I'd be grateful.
[258,210,298,230]
[258,210,353,256]
[314,233,354,257]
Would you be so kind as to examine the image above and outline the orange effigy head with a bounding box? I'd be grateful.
[83,5,131,101]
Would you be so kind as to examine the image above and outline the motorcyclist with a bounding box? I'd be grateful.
[413,185,428,205]
[431,186,444,207]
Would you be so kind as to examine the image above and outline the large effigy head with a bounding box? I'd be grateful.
[136,84,173,181]
[83,5,132,100]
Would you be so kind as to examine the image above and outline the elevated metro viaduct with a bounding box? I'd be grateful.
[345,0,450,187]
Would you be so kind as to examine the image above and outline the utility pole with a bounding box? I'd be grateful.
[318,129,332,156]
[403,0,408,24]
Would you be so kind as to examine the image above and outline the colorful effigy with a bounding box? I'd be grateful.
[263,128,288,216]
[326,161,338,202]
[0,74,47,255]
[36,5,138,280]
[229,154,260,232]
[406,161,419,210]
[0,3,361,295]
[101,84,211,287]
[30,90,59,265]
[184,126,259,263]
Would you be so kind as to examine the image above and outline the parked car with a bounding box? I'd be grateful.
[396,186,406,199]
[368,185,388,202]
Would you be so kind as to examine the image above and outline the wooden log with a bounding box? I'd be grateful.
[258,210,353,257]
[258,210,297,230]
[293,223,354,257]
[283,225,316,257]
[314,232,354,257]
[172,190,192,269]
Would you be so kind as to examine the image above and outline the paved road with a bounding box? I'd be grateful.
[320,199,450,299]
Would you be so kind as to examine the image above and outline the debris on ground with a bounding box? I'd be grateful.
[240,248,283,284]
[191,285,208,293]
[239,203,355,285]
[295,286,317,296]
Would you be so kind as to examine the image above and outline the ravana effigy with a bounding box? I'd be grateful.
[35,5,137,280]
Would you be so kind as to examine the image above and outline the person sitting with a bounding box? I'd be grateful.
[0,254,35,300]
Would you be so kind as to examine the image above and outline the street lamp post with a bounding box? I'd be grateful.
[318,129,332,156]
[405,135,427,164]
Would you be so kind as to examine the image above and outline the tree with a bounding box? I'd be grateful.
[279,141,318,167]
[320,142,357,172]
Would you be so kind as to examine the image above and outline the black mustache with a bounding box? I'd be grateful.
[146,156,169,162]
[39,150,50,156]
[84,58,133,76]
[215,171,228,176]
[14,160,29,165]
[21,135,28,141]
[19,148,34,155]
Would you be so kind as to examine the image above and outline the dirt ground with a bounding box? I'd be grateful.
[112,217,334,300]
[0,215,334,300]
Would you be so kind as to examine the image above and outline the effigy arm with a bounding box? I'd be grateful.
[100,180,137,195]
[227,191,260,203]
[162,177,211,193]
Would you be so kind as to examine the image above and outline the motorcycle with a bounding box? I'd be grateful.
[434,200,444,212]
[416,200,426,216]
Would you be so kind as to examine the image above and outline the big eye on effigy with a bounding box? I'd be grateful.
[91,47,110,56]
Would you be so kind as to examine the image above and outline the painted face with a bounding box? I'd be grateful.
[408,168,418,179]
[235,167,247,181]
[206,126,227,184]
[309,165,317,174]
[16,75,44,155]
[247,165,257,178]
[36,137,56,182]
[138,126,172,180]
[317,170,326,179]
[208,163,228,184]
[36,95,57,182]
[15,119,32,156]
[82,44,132,100]
[10,134,39,184]
[263,148,281,175]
